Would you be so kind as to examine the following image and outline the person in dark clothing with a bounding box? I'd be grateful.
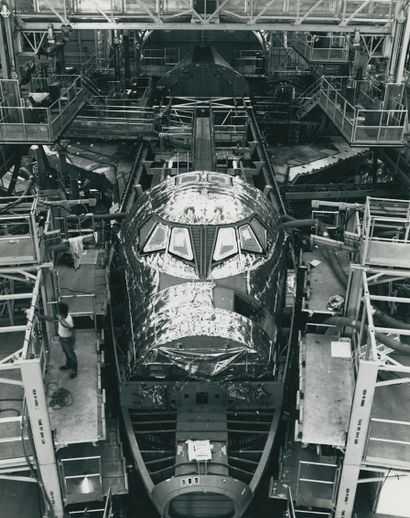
[56,302,77,379]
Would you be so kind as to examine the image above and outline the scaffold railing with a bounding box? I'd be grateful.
[0,195,44,265]
[141,47,181,75]
[290,33,350,62]
[0,76,87,143]
[0,195,53,467]
[66,104,155,138]
[298,76,407,146]
[333,195,410,517]
[361,197,410,267]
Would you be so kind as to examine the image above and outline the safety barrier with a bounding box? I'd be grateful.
[291,33,349,63]
[298,77,407,146]
[0,76,86,143]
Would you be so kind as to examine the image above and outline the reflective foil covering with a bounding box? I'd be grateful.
[126,172,276,226]
[121,171,287,380]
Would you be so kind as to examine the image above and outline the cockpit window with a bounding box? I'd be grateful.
[239,224,262,253]
[208,173,232,186]
[213,227,238,261]
[140,218,155,247]
[169,227,194,261]
[143,223,169,253]
[178,173,200,185]
[250,218,267,248]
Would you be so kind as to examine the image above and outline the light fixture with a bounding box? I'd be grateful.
[352,29,361,49]
[80,476,92,494]
[397,8,406,24]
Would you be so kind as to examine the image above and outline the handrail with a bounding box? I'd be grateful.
[296,78,322,101]
[298,76,408,145]
[291,33,349,63]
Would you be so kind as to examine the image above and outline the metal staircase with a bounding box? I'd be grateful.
[297,80,322,119]
[79,73,105,106]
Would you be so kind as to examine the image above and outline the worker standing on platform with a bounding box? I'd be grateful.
[56,302,77,379]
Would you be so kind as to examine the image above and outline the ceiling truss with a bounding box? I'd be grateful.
[13,0,404,34]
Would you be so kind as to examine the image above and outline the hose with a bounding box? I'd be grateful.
[0,175,35,214]
[325,316,410,355]
[373,309,410,331]
[281,218,318,229]
[321,246,348,289]
[48,386,73,410]
[0,408,20,415]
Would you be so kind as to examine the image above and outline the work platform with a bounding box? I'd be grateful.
[291,33,349,63]
[366,378,410,469]
[65,104,154,140]
[57,418,128,501]
[298,77,407,146]
[297,334,354,447]
[0,75,105,144]
[270,439,339,511]
[47,329,105,446]
[301,247,348,319]
[0,172,125,517]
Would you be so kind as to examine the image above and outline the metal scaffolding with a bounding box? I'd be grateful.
[297,76,408,146]
[335,201,410,517]
[15,0,399,33]
[296,197,410,518]
[0,76,87,143]
[290,33,350,63]
[0,195,63,517]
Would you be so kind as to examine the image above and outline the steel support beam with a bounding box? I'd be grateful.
[0,18,10,78]
[18,21,393,34]
[19,359,64,518]
[395,7,410,82]
[334,361,379,518]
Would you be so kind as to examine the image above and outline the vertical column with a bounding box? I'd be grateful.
[123,32,130,83]
[394,7,410,83]
[113,29,122,88]
[19,359,64,518]
[0,17,10,78]
[334,360,379,518]
[1,4,17,78]
[387,9,407,82]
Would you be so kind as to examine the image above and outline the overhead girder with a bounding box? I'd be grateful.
[12,0,403,35]
[16,21,394,35]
